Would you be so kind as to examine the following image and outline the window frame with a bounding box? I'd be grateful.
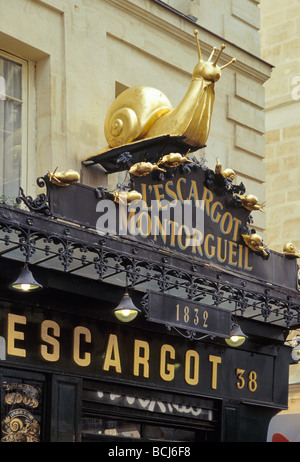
[0,50,30,200]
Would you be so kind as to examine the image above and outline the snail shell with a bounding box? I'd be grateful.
[104,86,172,148]
[283,242,300,257]
[10,417,24,432]
[242,233,268,256]
[113,190,142,205]
[129,162,165,177]
[238,194,264,211]
[48,169,80,186]
[158,152,193,168]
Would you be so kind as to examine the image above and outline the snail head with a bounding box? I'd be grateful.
[193,30,236,83]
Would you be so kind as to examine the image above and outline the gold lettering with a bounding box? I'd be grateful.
[153,216,168,244]
[153,184,166,209]
[232,217,242,242]
[201,187,214,216]
[140,183,151,210]
[217,237,227,263]
[176,177,187,202]
[169,220,178,247]
[177,224,191,249]
[7,313,26,358]
[220,211,233,235]
[165,180,177,204]
[134,339,150,378]
[73,326,91,367]
[228,241,238,266]
[191,229,203,256]
[238,244,243,268]
[119,204,136,234]
[103,334,122,373]
[187,180,199,202]
[209,355,222,390]
[160,344,175,382]
[138,211,152,238]
[211,201,223,223]
[244,246,253,271]
[41,320,60,362]
[204,233,215,258]
[185,350,199,386]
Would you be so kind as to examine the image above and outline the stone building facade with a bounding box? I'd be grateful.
[261,0,300,430]
[3,0,300,442]
[0,0,270,235]
[261,0,300,252]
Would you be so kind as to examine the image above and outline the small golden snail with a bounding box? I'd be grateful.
[238,194,265,212]
[215,158,235,180]
[242,233,268,256]
[157,151,193,168]
[283,242,300,258]
[104,30,236,150]
[48,167,80,186]
[113,190,142,205]
[129,162,166,177]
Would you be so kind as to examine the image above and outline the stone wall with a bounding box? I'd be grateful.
[0,0,271,235]
[261,0,300,251]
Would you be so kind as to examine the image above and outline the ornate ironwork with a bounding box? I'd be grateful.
[16,177,51,216]
[0,202,300,330]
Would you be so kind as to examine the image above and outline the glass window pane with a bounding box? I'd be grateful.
[144,424,196,441]
[0,57,22,100]
[1,377,43,442]
[0,55,22,199]
[82,416,141,439]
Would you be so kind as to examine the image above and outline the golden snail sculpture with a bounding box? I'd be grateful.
[241,233,268,256]
[48,167,80,187]
[238,194,265,212]
[104,30,236,150]
[113,190,142,205]
[214,158,235,181]
[158,151,193,168]
[283,242,300,258]
[129,151,193,176]
[129,162,166,177]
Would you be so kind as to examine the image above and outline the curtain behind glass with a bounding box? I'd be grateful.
[0,56,22,201]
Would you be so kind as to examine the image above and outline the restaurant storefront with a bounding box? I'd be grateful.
[0,146,299,442]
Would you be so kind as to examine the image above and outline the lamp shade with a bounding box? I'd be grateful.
[292,345,300,361]
[10,265,42,292]
[113,292,140,322]
[225,323,247,347]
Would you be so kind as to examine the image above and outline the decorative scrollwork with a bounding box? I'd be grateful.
[0,207,300,330]
[16,176,51,216]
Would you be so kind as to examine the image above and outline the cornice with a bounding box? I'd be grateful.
[106,0,272,83]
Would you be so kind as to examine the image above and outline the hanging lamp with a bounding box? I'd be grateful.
[10,264,43,292]
[225,323,247,347]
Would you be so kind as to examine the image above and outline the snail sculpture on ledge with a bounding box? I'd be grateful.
[129,162,166,177]
[113,190,142,205]
[104,30,236,151]
[241,233,268,257]
[214,158,235,181]
[157,151,193,169]
[48,167,80,187]
[283,242,300,258]
[238,194,265,212]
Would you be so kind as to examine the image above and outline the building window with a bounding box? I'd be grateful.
[0,53,27,201]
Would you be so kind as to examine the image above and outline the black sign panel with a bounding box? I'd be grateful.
[0,305,290,408]
[147,291,231,338]
[45,167,298,291]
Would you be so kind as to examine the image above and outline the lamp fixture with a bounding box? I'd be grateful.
[225,323,247,347]
[113,292,141,322]
[291,344,300,362]
[10,264,43,292]
[288,335,300,361]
